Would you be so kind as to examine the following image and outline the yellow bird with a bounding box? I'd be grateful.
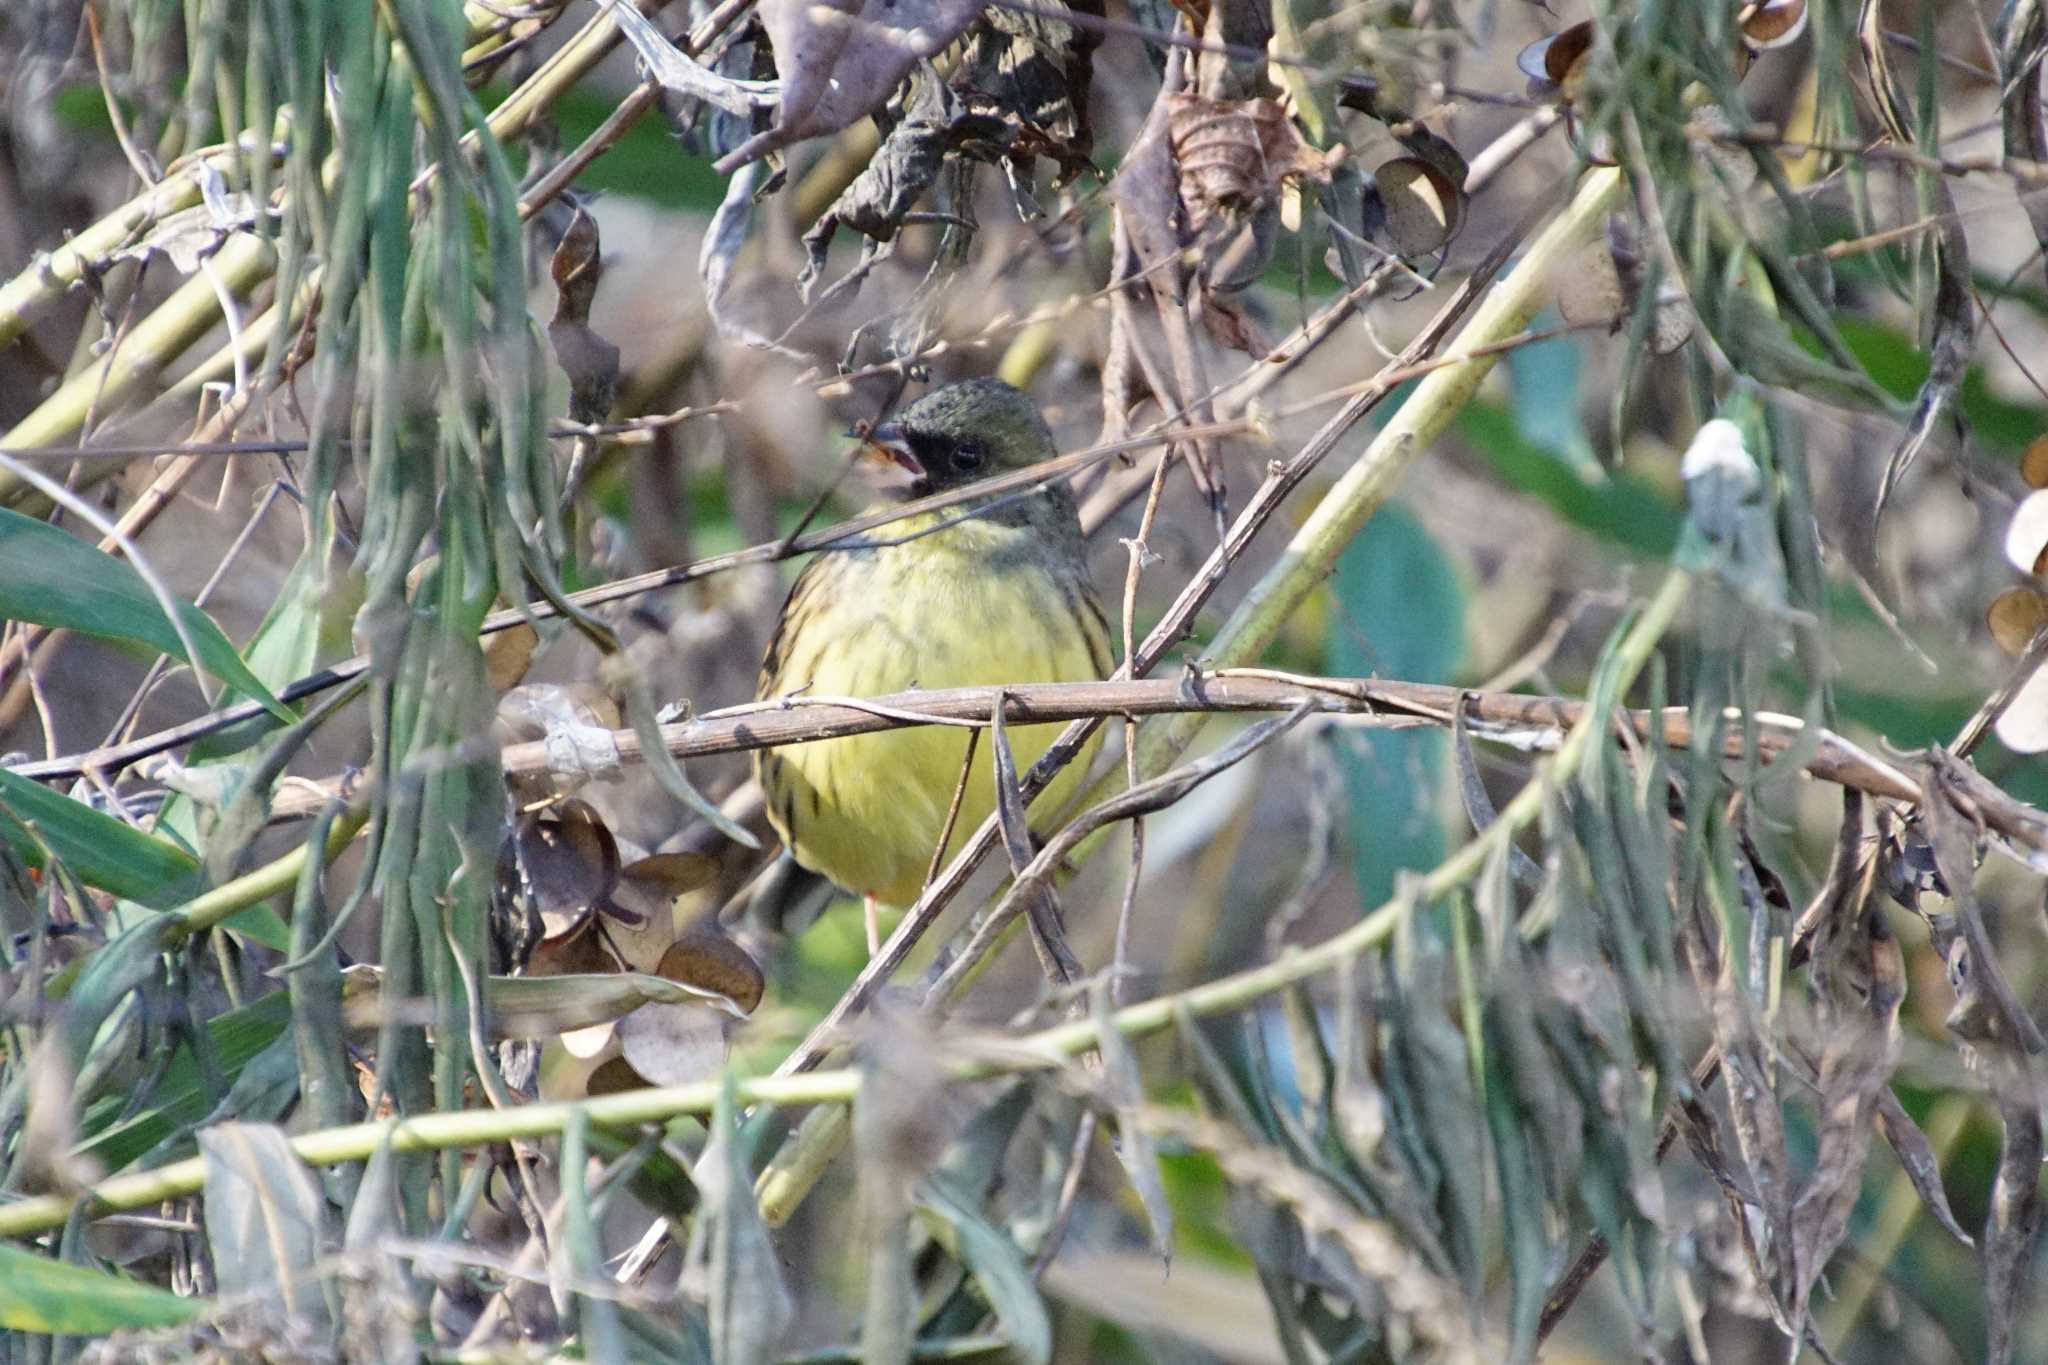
[755,379,1112,949]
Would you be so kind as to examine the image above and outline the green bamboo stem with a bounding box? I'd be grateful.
[0,578,1692,1248]
[170,804,368,941]
[1126,165,1626,787]
[0,231,277,501]
[0,574,1682,1243]
[750,165,1631,1232]
[0,170,206,352]
[0,0,601,500]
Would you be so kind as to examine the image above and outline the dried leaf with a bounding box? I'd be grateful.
[340,1141,418,1365]
[340,964,745,1035]
[854,1006,950,1364]
[701,162,796,354]
[1373,156,1464,258]
[602,0,780,118]
[547,207,622,426]
[199,1122,336,1335]
[800,77,1006,299]
[2022,436,2048,492]
[990,696,1080,982]
[1167,95,1339,233]
[1988,588,2048,656]
[1092,979,1175,1267]
[1873,1091,1973,1247]
[617,996,730,1087]
[498,797,619,938]
[1919,754,2047,1053]
[1985,1059,2045,1365]
[659,923,766,1016]
[691,1078,794,1364]
[1788,900,1902,1325]
[1995,4,2048,290]
[526,912,624,980]
[1516,21,1593,101]
[13,1043,98,1195]
[950,0,1098,184]
[716,0,988,172]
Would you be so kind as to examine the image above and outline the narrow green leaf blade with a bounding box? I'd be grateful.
[917,1176,1053,1365]
[198,1122,335,1333]
[0,1244,205,1334]
[0,767,200,907]
[0,506,289,720]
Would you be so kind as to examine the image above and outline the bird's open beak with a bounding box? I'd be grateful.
[853,422,927,496]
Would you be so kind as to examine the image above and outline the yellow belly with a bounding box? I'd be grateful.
[757,519,1109,906]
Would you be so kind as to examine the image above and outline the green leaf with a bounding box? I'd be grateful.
[0,1244,206,1334]
[1326,504,1463,908]
[1505,326,1600,476]
[702,1075,793,1365]
[0,768,201,907]
[1458,404,1682,560]
[76,990,294,1171]
[199,1122,336,1333]
[0,506,290,721]
[1091,980,1175,1266]
[917,1174,1053,1365]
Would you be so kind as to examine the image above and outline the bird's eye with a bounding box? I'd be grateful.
[951,441,986,472]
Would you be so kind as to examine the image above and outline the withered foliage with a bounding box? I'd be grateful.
[5,1,2048,1363]
[800,0,1101,299]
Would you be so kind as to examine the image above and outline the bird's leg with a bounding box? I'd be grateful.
[863,893,881,956]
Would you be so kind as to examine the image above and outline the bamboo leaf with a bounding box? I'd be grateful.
[1090,978,1175,1267]
[697,1076,793,1365]
[916,1174,1053,1365]
[0,506,289,721]
[0,1245,206,1334]
[198,1122,336,1335]
[0,768,201,908]
[74,990,295,1172]
[339,966,751,1036]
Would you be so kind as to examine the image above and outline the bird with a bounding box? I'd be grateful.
[755,378,1113,952]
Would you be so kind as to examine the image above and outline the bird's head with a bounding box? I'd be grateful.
[853,379,1056,500]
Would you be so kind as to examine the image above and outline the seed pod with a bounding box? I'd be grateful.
[2020,434,2048,490]
[1374,157,1465,257]
[1737,0,1808,51]
[1988,587,2048,656]
[1516,21,1594,101]
[2008,490,2048,578]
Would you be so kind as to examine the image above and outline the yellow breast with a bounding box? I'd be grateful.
[756,513,1111,907]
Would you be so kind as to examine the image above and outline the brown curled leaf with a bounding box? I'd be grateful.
[1985,1057,2045,1365]
[1166,94,1341,232]
[1873,1090,1973,1247]
[715,0,989,173]
[1789,885,1901,1327]
[989,695,1080,983]
[546,208,621,427]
